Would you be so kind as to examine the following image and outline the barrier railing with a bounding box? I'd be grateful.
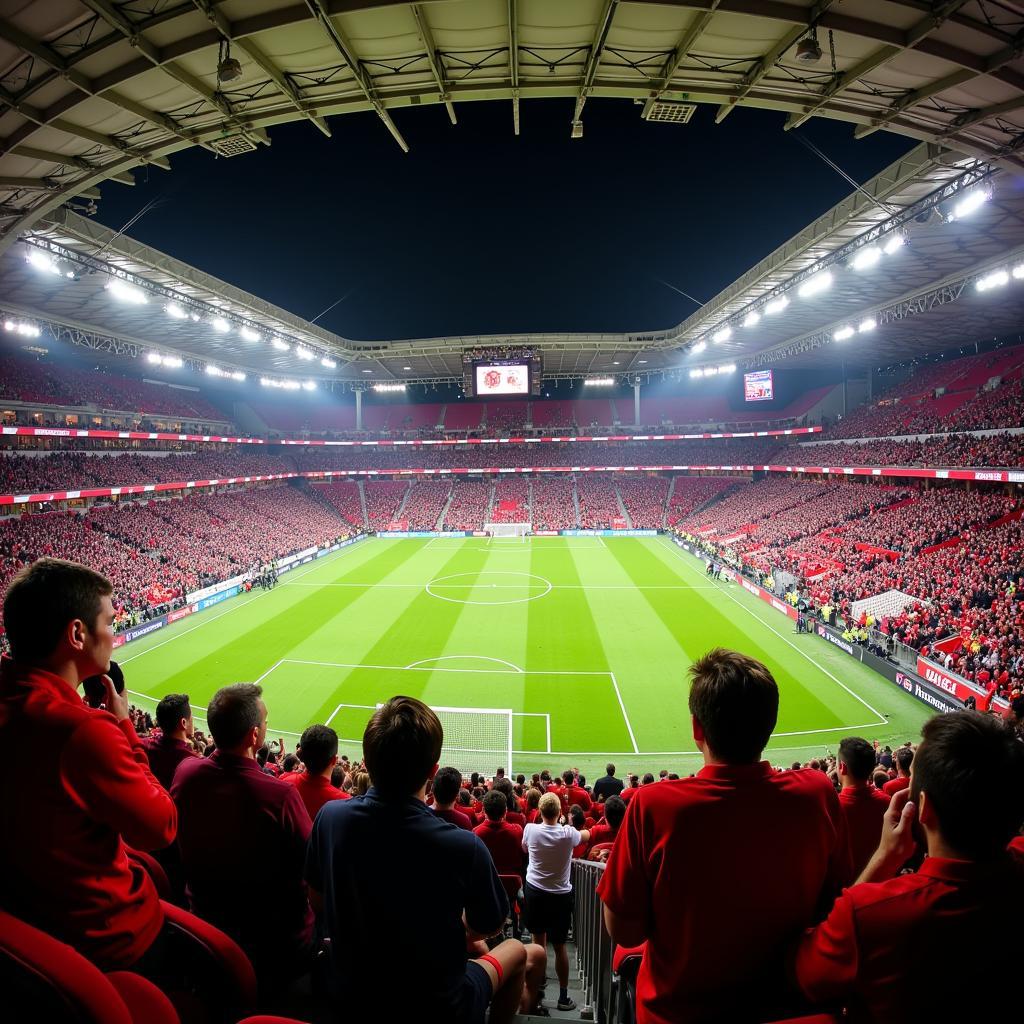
[571,859,615,1023]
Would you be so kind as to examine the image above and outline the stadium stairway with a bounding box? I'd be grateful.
[614,485,632,529]
[358,481,369,528]
[663,476,676,530]
[514,936,588,1022]
[571,476,582,527]
[393,483,413,522]
[436,485,456,530]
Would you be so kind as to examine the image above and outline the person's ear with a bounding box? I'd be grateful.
[67,618,88,653]
[428,763,439,782]
[917,789,936,830]
[691,715,705,746]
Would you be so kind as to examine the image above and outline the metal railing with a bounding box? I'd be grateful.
[571,859,615,1023]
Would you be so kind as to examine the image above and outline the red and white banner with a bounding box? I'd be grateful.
[915,656,1009,710]
[1,426,263,444]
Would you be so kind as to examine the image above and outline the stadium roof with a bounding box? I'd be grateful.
[2,0,1024,383]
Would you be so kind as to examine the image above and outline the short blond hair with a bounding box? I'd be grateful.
[538,792,561,820]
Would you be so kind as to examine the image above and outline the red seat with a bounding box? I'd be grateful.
[612,944,644,1024]
[159,900,257,1022]
[0,907,176,1024]
[125,847,173,901]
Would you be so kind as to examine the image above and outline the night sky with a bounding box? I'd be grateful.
[96,98,915,342]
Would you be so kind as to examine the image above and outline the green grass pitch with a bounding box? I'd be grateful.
[121,536,932,777]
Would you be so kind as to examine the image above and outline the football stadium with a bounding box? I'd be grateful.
[1,2,1023,1023]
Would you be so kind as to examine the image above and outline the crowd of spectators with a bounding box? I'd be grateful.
[313,481,365,527]
[531,477,577,531]
[489,478,530,523]
[666,476,739,526]
[442,480,491,531]
[362,480,409,529]
[402,480,452,530]
[576,476,623,529]
[616,476,669,529]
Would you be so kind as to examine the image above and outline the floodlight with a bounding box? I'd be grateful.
[951,189,988,220]
[271,338,290,351]
[147,353,162,364]
[795,34,822,62]
[231,371,246,381]
[692,340,707,354]
[165,302,186,319]
[4,319,41,337]
[321,357,337,369]
[858,318,876,333]
[743,311,760,328]
[833,326,855,341]
[584,377,614,386]
[27,249,60,275]
[206,364,224,376]
[163,356,183,369]
[852,247,881,271]
[189,312,201,322]
[1012,263,1024,280]
[719,363,736,374]
[373,383,407,392]
[713,326,732,343]
[106,278,148,304]
[295,345,314,360]
[764,296,789,315]
[798,270,832,299]
[211,317,230,333]
[240,326,260,342]
[976,269,1009,292]
[704,366,719,376]
[302,381,317,391]
[689,369,703,379]
[882,234,905,255]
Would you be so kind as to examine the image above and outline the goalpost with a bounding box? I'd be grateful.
[486,521,531,539]
[432,705,515,777]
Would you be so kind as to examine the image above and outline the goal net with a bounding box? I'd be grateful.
[432,705,514,777]
[486,522,531,538]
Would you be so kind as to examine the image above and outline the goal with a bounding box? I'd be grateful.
[486,521,531,539]
[432,705,515,777]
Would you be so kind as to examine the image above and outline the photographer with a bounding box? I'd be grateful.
[0,557,176,970]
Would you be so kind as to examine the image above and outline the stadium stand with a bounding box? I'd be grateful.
[490,478,531,523]
[442,402,485,431]
[529,399,574,429]
[363,480,409,529]
[442,479,491,531]
[666,476,738,526]
[314,481,365,528]
[576,475,623,529]
[402,480,452,529]
[485,401,530,431]
[616,476,670,529]
[531,476,578,530]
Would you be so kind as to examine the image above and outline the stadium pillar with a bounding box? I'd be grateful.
[633,380,640,427]
[355,389,362,431]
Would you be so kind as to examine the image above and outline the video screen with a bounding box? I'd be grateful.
[475,363,530,396]
[744,369,774,402]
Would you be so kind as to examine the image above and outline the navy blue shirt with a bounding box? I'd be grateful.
[306,787,507,1015]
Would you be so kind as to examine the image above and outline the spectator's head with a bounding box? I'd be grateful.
[910,711,1024,858]
[282,753,299,773]
[493,776,517,811]
[298,724,339,777]
[538,792,561,822]
[483,789,508,822]
[570,804,585,829]
[604,795,626,831]
[432,766,463,807]
[207,683,266,756]
[330,764,346,790]
[562,769,575,786]
[838,737,877,784]
[872,769,890,791]
[470,772,480,787]
[495,767,505,779]
[659,769,668,780]
[363,696,443,799]
[605,763,616,778]
[353,771,370,796]
[894,745,914,777]
[688,648,779,764]
[155,693,193,739]
[526,788,542,813]
[642,773,655,785]
[3,558,114,678]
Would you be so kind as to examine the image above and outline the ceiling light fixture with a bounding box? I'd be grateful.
[798,270,832,299]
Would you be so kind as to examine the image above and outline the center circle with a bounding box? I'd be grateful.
[425,571,553,605]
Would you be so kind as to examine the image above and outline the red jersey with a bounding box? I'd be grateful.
[294,773,350,821]
[881,775,910,797]
[597,762,851,1024]
[473,819,524,876]
[0,661,176,968]
[838,784,890,878]
[796,852,1024,1022]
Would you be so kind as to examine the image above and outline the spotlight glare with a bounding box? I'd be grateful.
[240,326,260,342]
[27,249,60,275]
[106,278,148,304]
[302,381,317,391]
[833,325,855,341]
[743,311,760,328]
[165,302,186,319]
[713,326,732,343]
[295,345,314,361]
[952,189,989,220]
[764,296,789,315]
[162,356,183,369]
[852,247,882,271]
[689,369,704,379]
[321,357,337,369]
[798,270,832,299]
[147,353,162,364]
[1012,263,1024,280]
[882,234,905,255]
[271,338,290,351]
[976,269,1009,292]
[692,340,707,354]
[373,383,407,392]
[719,363,736,374]
[583,377,614,386]
[858,317,876,333]
[231,370,246,381]
[211,316,230,334]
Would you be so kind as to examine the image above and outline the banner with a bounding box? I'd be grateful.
[915,656,1009,711]
[559,529,658,537]
[196,586,239,611]
[376,530,468,538]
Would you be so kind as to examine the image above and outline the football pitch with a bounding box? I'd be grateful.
[122,536,931,776]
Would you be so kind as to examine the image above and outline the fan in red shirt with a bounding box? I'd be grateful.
[143,692,199,791]
[585,794,626,859]
[557,769,592,813]
[598,648,852,1024]
[836,736,891,878]
[292,723,350,821]
[431,765,474,829]
[474,789,525,875]
[0,558,177,970]
[881,745,913,796]
[795,711,1024,1023]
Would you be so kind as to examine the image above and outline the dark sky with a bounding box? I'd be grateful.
[96,99,915,341]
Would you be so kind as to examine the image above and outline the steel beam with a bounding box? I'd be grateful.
[9,146,135,186]
[303,0,409,152]
[572,0,619,129]
[410,5,456,125]
[509,0,520,135]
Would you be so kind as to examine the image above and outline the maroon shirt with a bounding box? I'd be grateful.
[294,773,349,821]
[143,734,199,791]
[474,818,524,876]
[433,806,474,830]
[171,750,313,971]
[0,661,176,968]
[838,784,890,878]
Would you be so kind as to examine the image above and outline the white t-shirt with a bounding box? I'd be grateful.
[522,822,581,894]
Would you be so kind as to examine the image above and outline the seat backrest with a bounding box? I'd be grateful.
[0,908,134,1024]
[159,900,258,1017]
[125,848,173,901]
